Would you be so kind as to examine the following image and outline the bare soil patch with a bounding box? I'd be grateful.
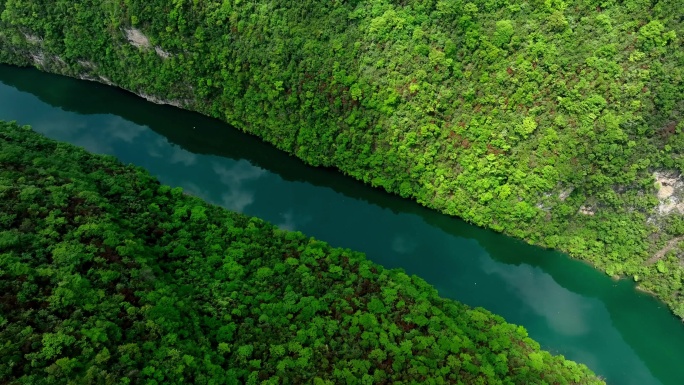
[646,236,684,265]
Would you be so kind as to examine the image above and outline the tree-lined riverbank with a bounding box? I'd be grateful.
[0,121,604,383]
[1,0,682,316]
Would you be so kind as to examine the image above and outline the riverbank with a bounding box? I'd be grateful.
[6,64,684,384]
[1,0,682,318]
[0,121,604,383]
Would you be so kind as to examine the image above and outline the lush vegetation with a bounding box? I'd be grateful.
[0,1,683,316]
[0,121,603,384]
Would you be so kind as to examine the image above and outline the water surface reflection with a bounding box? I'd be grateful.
[1,65,683,385]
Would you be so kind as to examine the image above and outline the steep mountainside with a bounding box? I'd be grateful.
[0,0,683,316]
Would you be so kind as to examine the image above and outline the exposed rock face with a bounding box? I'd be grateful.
[125,28,151,49]
[78,60,96,69]
[654,172,684,215]
[136,93,185,108]
[155,46,171,59]
[23,33,42,44]
[98,76,113,85]
[558,187,574,201]
[124,28,171,59]
[30,52,45,66]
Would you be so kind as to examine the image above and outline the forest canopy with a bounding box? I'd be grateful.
[0,1,683,315]
[0,121,603,384]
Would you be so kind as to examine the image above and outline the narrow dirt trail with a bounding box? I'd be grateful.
[646,236,684,265]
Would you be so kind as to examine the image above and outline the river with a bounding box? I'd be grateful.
[1,64,683,384]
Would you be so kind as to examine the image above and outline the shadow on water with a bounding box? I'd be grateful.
[2,64,684,384]
[0,65,334,187]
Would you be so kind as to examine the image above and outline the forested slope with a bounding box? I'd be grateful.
[0,0,683,316]
[0,121,603,384]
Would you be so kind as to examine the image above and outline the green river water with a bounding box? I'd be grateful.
[1,64,683,384]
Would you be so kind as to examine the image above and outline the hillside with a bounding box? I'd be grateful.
[0,0,683,316]
[0,121,603,383]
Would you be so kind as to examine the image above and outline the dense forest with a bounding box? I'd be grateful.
[0,121,603,383]
[0,1,683,316]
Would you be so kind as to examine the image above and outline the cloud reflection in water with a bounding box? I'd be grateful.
[482,258,591,337]
[212,160,265,213]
